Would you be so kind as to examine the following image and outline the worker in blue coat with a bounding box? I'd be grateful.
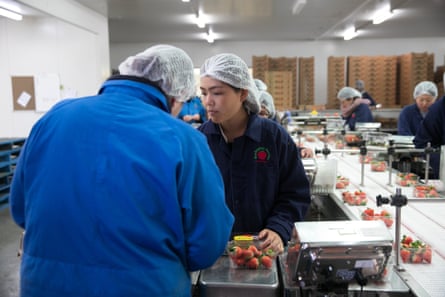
[398,81,438,136]
[10,45,234,297]
[177,95,207,124]
[198,53,311,254]
[413,83,445,179]
[355,79,377,106]
[337,86,374,131]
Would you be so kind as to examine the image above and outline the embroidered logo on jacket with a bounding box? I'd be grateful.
[254,147,270,162]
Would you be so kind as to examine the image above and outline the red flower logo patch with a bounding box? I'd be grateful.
[254,147,270,163]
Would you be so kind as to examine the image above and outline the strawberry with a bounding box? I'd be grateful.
[229,246,243,258]
[246,257,259,269]
[242,249,254,260]
[411,254,422,263]
[400,249,410,263]
[363,208,374,217]
[380,210,391,217]
[336,182,345,189]
[423,248,432,263]
[248,245,261,257]
[260,255,273,269]
[401,235,413,245]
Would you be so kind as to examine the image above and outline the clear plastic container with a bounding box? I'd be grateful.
[360,208,393,228]
[226,234,277,269]
[396,172,418,187]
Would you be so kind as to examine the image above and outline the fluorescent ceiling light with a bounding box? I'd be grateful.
[206,28,214,43]
[292,0,307,15]
[372,9,393,24]
[343,26,359,40]
[195,12,206,28]
[181,0,190,2]
[0,7,22,21]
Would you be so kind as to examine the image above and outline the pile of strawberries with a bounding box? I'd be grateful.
[227,243,275,269]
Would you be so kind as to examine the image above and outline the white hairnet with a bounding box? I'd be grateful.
[254,79,268,91]
[200,53,260,114]
[355,80,365,90]
[259,90,276,119]
[413,81,438,99]
[118,44,195,102]
[337,87,362,100]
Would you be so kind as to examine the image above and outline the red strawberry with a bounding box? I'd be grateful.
[260,255,273,269]
[423,248,432,263]
[402,235,413,245]
[246,257,259,269]
[411,254,422,263]
[248,245,261,257]
[242,249,254,260]
[229,246,243,258]
[400,249,410,263]
[363,208,374,217]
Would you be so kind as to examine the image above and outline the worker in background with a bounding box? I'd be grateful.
[10,45,234,297]
[413,74,445,179]
[355,79,377,106]
[398,81,438,136]
[258,90,314,158]
[337,86,374,131]
[198,53,311,254]
[177,94,207,125]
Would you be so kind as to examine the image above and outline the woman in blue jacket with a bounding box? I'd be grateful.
[414,88,445,179]
[337,86,374,131]
[177,95,207,124]
[10,45,234,297]
[398,81,438,136]
[198,53,311,254]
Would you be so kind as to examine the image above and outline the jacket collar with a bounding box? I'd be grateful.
[99,75,170,112]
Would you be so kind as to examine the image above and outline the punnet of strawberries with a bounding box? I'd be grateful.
[400,235,432,264]
[360,208,393,228]
[227,235,277,269]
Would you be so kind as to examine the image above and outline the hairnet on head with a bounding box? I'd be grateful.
[259,91,276,119]
[118,44,195,102]
[200,53,260,114]
[254,79,268,91]
[355,80,365,89]
[413,81,438,100]
[337,87,361,101]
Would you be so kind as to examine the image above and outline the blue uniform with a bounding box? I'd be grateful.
[343,103,374,131]
[398,103,424,136]
[413,96,445,178]
[10,77,234,297]
[198,115,311,243]
[362,91,377,106]
[177,96,207,124]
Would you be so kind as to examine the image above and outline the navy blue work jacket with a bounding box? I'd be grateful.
[398,103,424,136]
[198,115,311,243]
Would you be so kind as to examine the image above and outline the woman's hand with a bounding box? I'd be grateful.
[258,228,284,254]
[300,147,314,158]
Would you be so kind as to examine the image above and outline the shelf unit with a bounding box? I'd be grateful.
[0,138,26,210]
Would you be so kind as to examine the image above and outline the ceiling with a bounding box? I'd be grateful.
[68,0,445,43]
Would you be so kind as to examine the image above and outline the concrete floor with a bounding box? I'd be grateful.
[0,206,22,297]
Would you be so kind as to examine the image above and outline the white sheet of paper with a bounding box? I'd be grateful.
[34,73,61,112]
[16,91,32,107]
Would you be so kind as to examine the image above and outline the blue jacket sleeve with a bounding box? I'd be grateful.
[397,107,412,136]
[178,131,234,271]
[265,132,311,243]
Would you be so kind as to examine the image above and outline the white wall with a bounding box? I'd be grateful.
[110,38,445,105]
[0,0,109,138]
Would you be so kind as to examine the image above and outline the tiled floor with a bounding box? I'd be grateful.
[0,206,21,297]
